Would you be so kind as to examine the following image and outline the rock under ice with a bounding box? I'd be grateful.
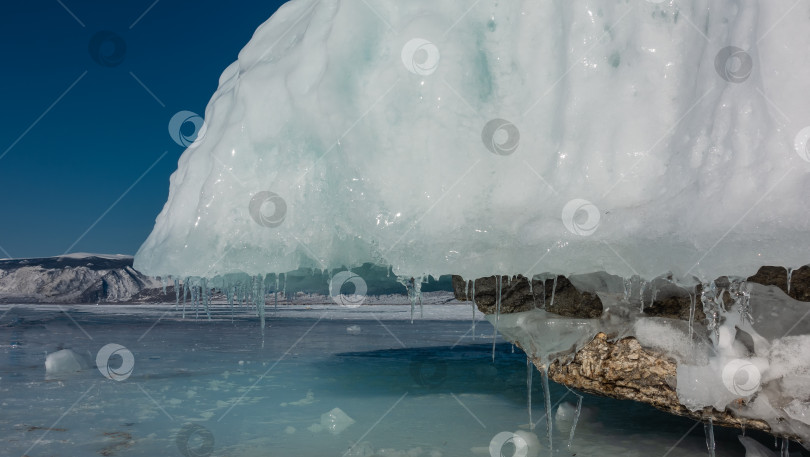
[134,0,810,283]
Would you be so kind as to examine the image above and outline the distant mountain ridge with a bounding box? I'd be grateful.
[0,254,172,303]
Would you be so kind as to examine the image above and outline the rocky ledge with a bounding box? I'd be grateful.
[452,267,810,443]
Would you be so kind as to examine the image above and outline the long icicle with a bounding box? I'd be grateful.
[274,274,279,313]
[787,267,794,295]
[174,278,180,310]
[541,365,553,452]
[492,275,502,362]
[704,418,716,457]
[527,356,533,429]
[567,387,583,450]
[688,287,696,341]
[549,276,557,309]
[182,278,188,319]
[471,280,476,337]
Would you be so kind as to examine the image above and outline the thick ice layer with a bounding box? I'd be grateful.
[135,0,810,281]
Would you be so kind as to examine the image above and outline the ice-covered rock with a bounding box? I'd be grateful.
[135,0,810,283]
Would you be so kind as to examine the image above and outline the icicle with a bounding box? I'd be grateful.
[623,277,632,302]
[471,281,476,337]
[640,280,648,313]
[193,283,199,319]
[774,435,778,448]
[567,388,583,450]
[704,418,716,457]
[282,272,287,302]
[541,366,553,452]
[182,279,189,319]
[256,274,266,331]
[528,277,537,309]
[162,276,168,295]
[202,278,211,320]
[511,344,515,353]
[542,278,547,309]
[416,277,423,319]
[688,288,696,340]
[781,437,789,457]
[787,267,794,294]
[548,276,557,309]
[227,285,234,322]
[527,356,533,430]
[740,423,745,436]
[407,277,417,324]
[274,274,279,312]
[492,275,502,362]
[174,278,180,310]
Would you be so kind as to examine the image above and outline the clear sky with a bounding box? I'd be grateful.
[0,0,287,259]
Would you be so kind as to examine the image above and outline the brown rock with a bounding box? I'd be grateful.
[748,265,810,302]
[451,274,603,318]
[532,333,790,439]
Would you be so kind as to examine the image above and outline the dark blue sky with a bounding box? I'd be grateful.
[0,1,286,259]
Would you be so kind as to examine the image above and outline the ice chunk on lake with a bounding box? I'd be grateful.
[320,407,355,435]
[44,349,90,377]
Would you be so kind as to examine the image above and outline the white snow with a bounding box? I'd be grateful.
[135,0,810,283]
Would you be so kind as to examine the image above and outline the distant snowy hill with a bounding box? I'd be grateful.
[0,254,172,303]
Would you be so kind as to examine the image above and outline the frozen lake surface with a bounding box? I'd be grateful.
[0,300,797,457]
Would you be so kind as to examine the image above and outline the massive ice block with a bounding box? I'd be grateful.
[134,0,810,282]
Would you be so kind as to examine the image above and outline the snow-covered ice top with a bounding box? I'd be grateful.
[135,0,810,282]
